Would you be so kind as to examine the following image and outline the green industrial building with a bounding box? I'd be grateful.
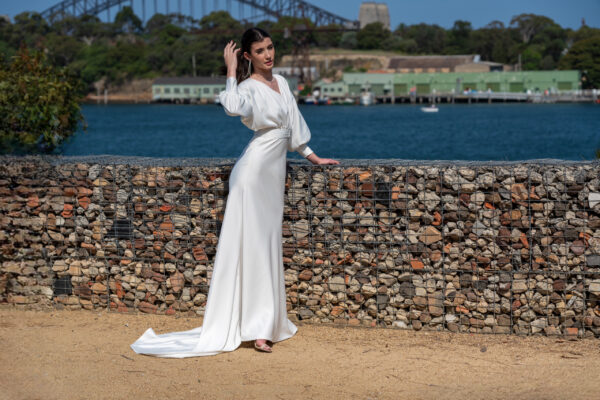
[152,77,227,103]
[318,70,581,99]
[152,76,300,103]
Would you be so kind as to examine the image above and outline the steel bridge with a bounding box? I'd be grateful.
[41,0,359,28]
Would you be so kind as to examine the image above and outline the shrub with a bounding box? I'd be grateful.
[0,46,86,154]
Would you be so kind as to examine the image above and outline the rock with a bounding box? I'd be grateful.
[139,301,158,314]
[445,314,458,323]
[428,293,444,316]
[392,320,408,329]
[512,280,528,294]
[88,164,102,180]
[410,259,424,270]
[483,289,499,303]
[52,260,68,272]
[116,189,128,203]
[589,192,600,208]
[192,246,208,261]
[293,219,309,239]
[535,281,553,295]
[589,280,600,295]
[419,226,441,245]
[586,255,600,267]
[511,183,528,202]
[469,318,484,328]
[417,191,440,211]
[168,272,185,293]
[361,284,377,298]
[298,308,314,319]
[328,276,345,292]
[413,296,427,307]
[298,269,313,281]
[570,240,585,256]
[531,318,548,333]
[91,282,107,294]
[172,214,190,228]
[472,220,486,236]
[378,273,396,286]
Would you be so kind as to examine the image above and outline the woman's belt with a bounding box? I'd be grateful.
[253,127,292,140]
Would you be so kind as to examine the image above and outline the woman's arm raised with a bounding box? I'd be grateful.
[218,41,252,117]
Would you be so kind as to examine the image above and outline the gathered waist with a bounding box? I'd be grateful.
[253,127,292,140]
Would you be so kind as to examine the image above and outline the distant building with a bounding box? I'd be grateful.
[389,55,508,73]
[272,66,318,82]
[314,70,580,99]
[152,77,227,103]
[359,2,390,30]
[152,75,300,103]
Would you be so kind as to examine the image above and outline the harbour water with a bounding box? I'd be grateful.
[60,103,600,161]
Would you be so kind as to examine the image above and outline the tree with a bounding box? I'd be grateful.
[0,47,85,154]
[113,6,143,34]
[357,22,391,50]
[560,37,600,88]
[395,23,446,54]
[446,20,472,54]
[339,32,357,49]
[510,14,557,44]
[470,21,514,63]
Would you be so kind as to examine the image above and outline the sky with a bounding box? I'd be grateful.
[1,0,599,30]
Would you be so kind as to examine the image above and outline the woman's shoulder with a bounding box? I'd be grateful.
[237,78,254,93]
[274,74,291,90]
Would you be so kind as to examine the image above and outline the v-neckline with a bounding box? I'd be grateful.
[250,75,282,96]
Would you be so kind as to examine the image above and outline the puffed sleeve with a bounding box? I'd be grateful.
[218,77,252,118]
[285,81,313,158]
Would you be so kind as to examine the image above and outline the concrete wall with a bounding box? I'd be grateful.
[1,156,600,338]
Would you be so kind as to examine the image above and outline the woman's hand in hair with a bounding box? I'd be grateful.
[224,40,240,78]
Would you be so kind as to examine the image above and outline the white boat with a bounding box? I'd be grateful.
[360,91,375,106]
[304,95,317,105]
[421,104,439,113]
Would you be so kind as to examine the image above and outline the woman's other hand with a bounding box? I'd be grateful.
[306,153,340,165]
[316,158,340,165]
[224,40,240,77]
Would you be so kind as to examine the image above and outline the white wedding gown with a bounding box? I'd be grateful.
[130,74,314,357]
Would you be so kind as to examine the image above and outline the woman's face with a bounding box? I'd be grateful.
[245,37,275,72]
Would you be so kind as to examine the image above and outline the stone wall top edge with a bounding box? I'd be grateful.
[0,154,598,168]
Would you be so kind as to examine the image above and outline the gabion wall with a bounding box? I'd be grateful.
[1,156,600,338]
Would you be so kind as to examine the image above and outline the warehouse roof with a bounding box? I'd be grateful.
[389,55,477,69]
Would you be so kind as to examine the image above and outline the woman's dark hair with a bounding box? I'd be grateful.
[236,27,271,83]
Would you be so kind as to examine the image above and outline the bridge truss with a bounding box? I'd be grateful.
[41,0,359,29]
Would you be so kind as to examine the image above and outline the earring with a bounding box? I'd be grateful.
[246,60,252,78]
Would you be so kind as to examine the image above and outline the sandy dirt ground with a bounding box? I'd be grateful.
[1,308,599,400]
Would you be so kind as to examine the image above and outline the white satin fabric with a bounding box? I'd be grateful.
[130,75,312,358]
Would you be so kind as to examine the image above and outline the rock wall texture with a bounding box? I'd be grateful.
[2,156,600,338]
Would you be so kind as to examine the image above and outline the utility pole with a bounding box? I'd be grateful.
[192,54,196,77]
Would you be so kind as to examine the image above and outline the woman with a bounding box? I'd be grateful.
[130,27,338,357]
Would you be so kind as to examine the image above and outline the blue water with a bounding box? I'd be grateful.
[60,103,600,160]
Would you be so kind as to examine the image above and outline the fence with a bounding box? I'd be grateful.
[1,155,600,337]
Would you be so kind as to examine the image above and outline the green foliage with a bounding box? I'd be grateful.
[339,32,357,49]
[357,22,391,50]
[0,47,86,154]
[113,6,143,34]
[395,23,447,54]
[559,37,600,88]
[446,20,472,54]
[1,8,599,95]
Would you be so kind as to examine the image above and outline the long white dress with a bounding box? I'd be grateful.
[130,74,314,357]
